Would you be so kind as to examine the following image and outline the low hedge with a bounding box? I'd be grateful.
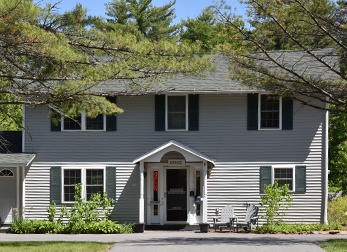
[9,219,134,234]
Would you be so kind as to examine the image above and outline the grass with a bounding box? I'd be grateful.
[0,241,114,252]
[320,239,347,252]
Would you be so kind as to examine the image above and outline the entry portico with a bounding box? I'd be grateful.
[133,140,215,225]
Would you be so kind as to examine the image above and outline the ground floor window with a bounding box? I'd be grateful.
[63,168,105,202]
[274,167,293,190]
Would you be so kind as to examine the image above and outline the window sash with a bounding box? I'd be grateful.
[274,168,293,191]
[86,169,104,201]
[259,95,282,129]
[63,169,81,202]
[166,95,188,130]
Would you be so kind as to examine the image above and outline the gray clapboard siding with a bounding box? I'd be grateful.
[24,164,139,223]
[23,93,326,223]
[24,94,325,164]
[207,162,323,224]
[112,164,139,223]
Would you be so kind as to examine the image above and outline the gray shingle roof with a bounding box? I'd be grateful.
[0,153,36,166]
[94,49,339,95]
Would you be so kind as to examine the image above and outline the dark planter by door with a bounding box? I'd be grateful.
[199,223,209,233]
[134,223,145,233]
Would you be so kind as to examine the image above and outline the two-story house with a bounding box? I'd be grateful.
[0,49,337,226]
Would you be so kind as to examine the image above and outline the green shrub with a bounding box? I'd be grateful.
[328,196,347,225]
[9,184,132,234]
[256,223,342,234]
[260,181,292,225]
[9,219,62,234]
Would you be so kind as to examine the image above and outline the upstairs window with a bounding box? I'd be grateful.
[167,95,187,130]
[155,94,199,131]
[51,96,117,132]
[247,93,293,130]
[63,111,105,131]
[260,94,281,129]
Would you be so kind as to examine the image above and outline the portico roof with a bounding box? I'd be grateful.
[133,140,215,164]
[0,153,36,167]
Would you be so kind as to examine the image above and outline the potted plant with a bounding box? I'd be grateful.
[133,223,145,233]
[199,223,209,233]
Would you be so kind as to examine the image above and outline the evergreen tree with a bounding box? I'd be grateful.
[215,0,347,111]
[180,7,224,52]
[105,0,180,41]
[0,0,211,133]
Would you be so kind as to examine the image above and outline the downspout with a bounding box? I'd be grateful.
[22,105,25,153]
[323,99,329,224]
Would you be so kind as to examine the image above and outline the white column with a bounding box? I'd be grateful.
[202,161,208,223]
[139,161,145,223]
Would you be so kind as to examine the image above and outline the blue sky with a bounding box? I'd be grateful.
[35,0,246,23]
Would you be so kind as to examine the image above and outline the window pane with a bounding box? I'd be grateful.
[260,95,280,129]
[168,96,186,129]
[86,114,104,130]
[63,169,81,201]
[86,169,104,201]
[64,116,82,130]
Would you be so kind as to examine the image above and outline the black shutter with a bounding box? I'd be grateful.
[260,166,272,193]
[106,167,117,201]
[106,97,117,131]
[155,95,165,131]
[50,111,61,131]
[295,165,306,193]
[282,97,293,130]
[50,166,62,204]
[188,94,199,131]
[247,93,258,130]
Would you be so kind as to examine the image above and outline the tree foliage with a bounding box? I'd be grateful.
[260,181,292,225]
[215,0,347,112]
[0,0,211,131]
[180,7,225,52]
[329,106,347,193]
[105,0,180,41]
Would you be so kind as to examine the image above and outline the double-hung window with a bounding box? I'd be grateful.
[259,94,281,129]
[155,94,199,131]
[63,168,105,202]
[260,165,306,193]
[273,167,294,191]
[166,95,188,130]
[247,93,293,130]
[63,111,105,131]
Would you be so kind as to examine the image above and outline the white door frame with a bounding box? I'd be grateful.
[146,162,204,225]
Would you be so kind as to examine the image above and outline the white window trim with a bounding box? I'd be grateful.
[62,111,106,131]
[165,94,188,131]
[258,94,282,130]
[61,166,106,203]
[272,165,295,192]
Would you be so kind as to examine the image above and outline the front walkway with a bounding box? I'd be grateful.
[0,231,346,252]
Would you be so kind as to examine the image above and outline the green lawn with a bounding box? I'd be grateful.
[320,239,347,252]
[0,241,114,252]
